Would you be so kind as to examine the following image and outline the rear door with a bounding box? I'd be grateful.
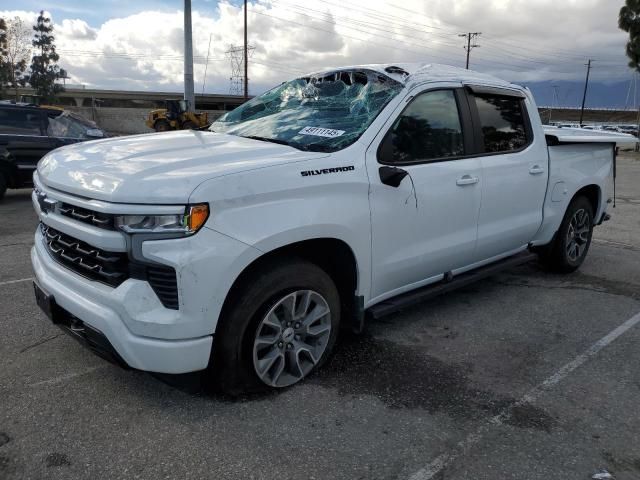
[367,86,483,302]
[466,87,548,261]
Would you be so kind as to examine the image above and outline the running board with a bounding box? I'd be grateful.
[366,251,538,320]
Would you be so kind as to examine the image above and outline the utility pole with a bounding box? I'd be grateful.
[579,59,593,127]
[549,85,559,124]
[458,32,481,69]
[184,0,195,112]
[244,0,248,99]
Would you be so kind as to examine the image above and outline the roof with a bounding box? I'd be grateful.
[305,63,523,92]
[0,102,66,114]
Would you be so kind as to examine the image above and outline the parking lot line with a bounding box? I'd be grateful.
[0,277,33,287]
[408,310,640,480]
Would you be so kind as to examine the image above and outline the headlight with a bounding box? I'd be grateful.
[115,204,209,235]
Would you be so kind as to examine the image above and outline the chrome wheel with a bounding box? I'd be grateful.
[252,290,332,388]
[566,208,591,262]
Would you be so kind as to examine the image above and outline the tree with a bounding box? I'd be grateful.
[3,17,31,100]
[0,18,7,94]
[619,0,640,71]
[29,11,63,103]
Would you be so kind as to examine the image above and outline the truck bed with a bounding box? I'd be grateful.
[544,126,638,148]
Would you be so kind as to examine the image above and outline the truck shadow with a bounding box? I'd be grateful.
[1,189,33,205]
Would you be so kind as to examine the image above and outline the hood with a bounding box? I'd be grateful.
[37,130,327,204]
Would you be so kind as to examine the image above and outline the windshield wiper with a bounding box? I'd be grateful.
[242,135,296,148]
[240,135,333,152]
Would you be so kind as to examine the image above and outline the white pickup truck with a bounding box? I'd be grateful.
[31,63,634,393]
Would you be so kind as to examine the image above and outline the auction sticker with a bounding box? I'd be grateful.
[299,126,345,138]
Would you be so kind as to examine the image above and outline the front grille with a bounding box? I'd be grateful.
[40,223,179,309]
[58,203,115,230]
[42,224,128,287]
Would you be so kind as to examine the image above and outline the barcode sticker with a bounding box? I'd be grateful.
[299,126,345,138]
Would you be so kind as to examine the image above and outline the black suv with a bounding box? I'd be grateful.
[0,103,105,199]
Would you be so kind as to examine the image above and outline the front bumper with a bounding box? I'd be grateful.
[32,240,213,374]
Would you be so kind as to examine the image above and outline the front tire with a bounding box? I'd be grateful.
[154,119,171,132]
[210,258,341,395]
[539,196,594,273]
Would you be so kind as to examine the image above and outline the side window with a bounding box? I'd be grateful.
[0,109,43,135]
[382,90,464,164]
[473,94,529,153]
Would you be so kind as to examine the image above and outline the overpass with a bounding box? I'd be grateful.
[7,87,640,134]
[14,86,250,111]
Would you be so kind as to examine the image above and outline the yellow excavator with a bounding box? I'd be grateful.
[146,99,209,132]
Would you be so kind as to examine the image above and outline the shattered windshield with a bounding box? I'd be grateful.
[210,69,403,152]
[46,111,102,139]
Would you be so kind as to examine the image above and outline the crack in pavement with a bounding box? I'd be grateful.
[491,272,640,302]
[19,334,63,354]
[0,242,34,248]
[592,238,640,253]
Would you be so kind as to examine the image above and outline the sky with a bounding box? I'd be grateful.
[0,0,635,107]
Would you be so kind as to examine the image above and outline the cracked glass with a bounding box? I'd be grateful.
[210,69,403,152]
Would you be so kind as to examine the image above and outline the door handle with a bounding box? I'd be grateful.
[456,175,479,186]
[529,165,545,175]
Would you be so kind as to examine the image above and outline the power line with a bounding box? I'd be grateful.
[248,9,463,67]
[250,7,557,72]
[262,1,602,72]
[333,0,600,61]
[202,33,212,94]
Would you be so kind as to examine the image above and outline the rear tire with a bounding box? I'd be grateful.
[209,258,341,395]
[538,196,594,273]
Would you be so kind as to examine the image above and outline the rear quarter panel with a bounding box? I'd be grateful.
[532,143,614,245]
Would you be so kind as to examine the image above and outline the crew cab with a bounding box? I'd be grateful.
[31,63,633,393]
[0,103,104,199]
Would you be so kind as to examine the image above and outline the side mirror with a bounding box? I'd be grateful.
[379,166,408,187]
[86,128,105,138]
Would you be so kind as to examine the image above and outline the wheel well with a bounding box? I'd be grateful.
[220,239,359,330]
[574,184,600,217]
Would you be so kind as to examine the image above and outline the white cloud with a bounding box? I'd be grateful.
[0,0,632,95]
[59,19,97,40]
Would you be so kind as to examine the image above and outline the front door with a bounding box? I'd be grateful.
[0,108,55,186]
[367,87,483,303]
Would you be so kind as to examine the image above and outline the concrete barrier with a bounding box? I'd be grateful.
[66,107,226,135]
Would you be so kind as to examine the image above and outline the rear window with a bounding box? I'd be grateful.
[473,95,528,153]
[0,109,43,135]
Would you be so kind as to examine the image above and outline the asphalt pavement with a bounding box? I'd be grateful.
[1,153,639,480]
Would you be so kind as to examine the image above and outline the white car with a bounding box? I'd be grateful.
[31,63,631,393]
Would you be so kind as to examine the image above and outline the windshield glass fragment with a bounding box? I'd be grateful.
[210,69,403,152]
